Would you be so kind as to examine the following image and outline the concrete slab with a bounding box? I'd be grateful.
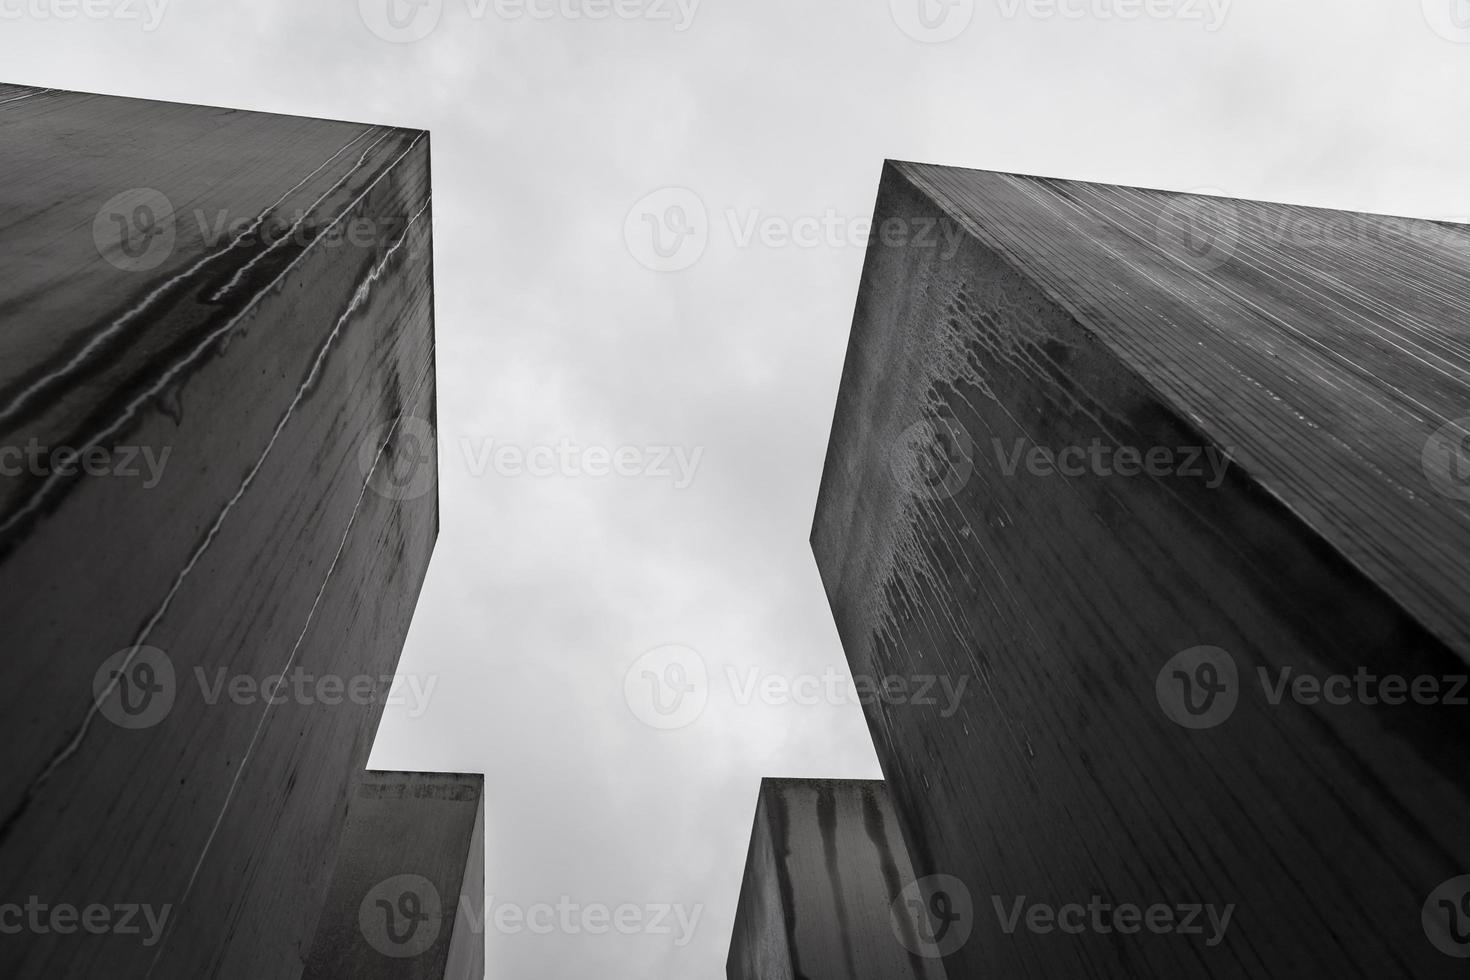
[727,778,947,980]
[304,771,485,980]
[0,85,438,979]
[812,162,1470,978]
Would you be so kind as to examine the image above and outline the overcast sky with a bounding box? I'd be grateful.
[6,0,1470,976]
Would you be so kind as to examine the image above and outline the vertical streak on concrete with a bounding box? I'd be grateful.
[815,784,859,980]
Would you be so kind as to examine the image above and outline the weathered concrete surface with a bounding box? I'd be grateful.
[304,771,485,980]
[0,85,438,978]
[812,162,1470,978]
[727,778,948,980]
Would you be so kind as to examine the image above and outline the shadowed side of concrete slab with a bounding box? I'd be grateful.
[727,778,948,980]
[304,771,486,980]
[812,162,1470,978]
[0,85,438,979]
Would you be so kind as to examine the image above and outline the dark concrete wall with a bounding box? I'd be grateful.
[0,85,438,978]
[303,771,485,980]
[812,162,1470,978]
[727,778,948,980]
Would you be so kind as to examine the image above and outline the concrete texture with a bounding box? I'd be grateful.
[0,85,437,978]
[304,771,485,980]
[727,778,947,980]
[812,162,1470,978]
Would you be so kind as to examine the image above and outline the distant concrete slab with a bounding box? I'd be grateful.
[727,778,947,980]
[0,85,437,978]
[304,771,485,980]
[813,162,1470,978]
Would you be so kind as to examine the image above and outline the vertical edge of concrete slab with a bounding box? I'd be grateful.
[443,780,486,980]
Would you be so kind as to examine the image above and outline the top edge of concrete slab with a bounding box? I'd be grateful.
[0,80,432,134]
[881,158,1470,226]
[818,160,1470,668]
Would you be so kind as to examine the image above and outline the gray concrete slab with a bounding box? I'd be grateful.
[0,85,438,979]
[304,771,485,980]
[812,162,1470,978]
[727,778,947,980]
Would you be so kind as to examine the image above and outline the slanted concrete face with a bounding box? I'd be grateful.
[812,161,1470,978]
[0,85,437,978]
[305,771,485,980]
[727,778,948,980]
